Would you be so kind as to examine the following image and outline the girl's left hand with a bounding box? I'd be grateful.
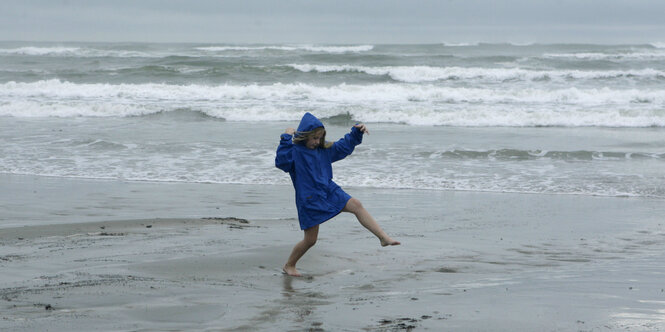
[354,123,369,135]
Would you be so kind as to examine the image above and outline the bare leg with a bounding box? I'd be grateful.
[343,198,400,246]
[283,225,319,277]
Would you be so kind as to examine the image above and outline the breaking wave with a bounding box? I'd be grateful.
[2,80,664,127]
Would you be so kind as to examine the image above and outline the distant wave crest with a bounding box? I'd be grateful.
[544,50,665,60]
[287,64,665,83]
[0,46,82,56]
[0,46,158,58]
[0,44,374,58]
[196,45,374,53]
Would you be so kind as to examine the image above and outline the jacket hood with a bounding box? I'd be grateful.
[296,112,324,134]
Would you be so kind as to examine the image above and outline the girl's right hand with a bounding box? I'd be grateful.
[285,128,296,135]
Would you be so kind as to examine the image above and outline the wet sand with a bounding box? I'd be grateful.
[2,176,665,331]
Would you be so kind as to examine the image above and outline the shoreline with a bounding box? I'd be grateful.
[2,173,662,229]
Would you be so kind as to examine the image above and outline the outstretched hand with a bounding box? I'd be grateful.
[285,127,296,135]
[354,123,369,135]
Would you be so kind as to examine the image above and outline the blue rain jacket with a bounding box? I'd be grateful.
[275,112,364,230]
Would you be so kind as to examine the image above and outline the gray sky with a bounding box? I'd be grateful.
[2,0,664,44]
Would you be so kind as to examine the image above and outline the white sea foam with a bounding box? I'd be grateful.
[650,42,665,49]
[2,80,664,126]
[4,79,664,106]
[287,64,665,83]
[0,100,162,118]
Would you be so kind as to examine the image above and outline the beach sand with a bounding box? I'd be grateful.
[2,175,665,331]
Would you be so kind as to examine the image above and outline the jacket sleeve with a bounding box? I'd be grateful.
[275,133,295,172]
[329,126,363,163]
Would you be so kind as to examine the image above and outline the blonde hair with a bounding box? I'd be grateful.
[293,127,333,149]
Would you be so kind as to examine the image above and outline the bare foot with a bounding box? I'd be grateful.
[380,237,401,247]
[283,265,302,277]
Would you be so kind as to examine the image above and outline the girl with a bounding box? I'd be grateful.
[275,112,400,277]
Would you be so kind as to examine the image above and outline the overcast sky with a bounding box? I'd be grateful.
[2,0,664,44]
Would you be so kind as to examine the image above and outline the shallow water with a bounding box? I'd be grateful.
[2,116,664,199]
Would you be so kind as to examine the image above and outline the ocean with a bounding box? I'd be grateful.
[1,41,664,199]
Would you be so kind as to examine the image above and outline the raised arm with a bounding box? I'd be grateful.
[329,124,366,163]
[275,128,296,172]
